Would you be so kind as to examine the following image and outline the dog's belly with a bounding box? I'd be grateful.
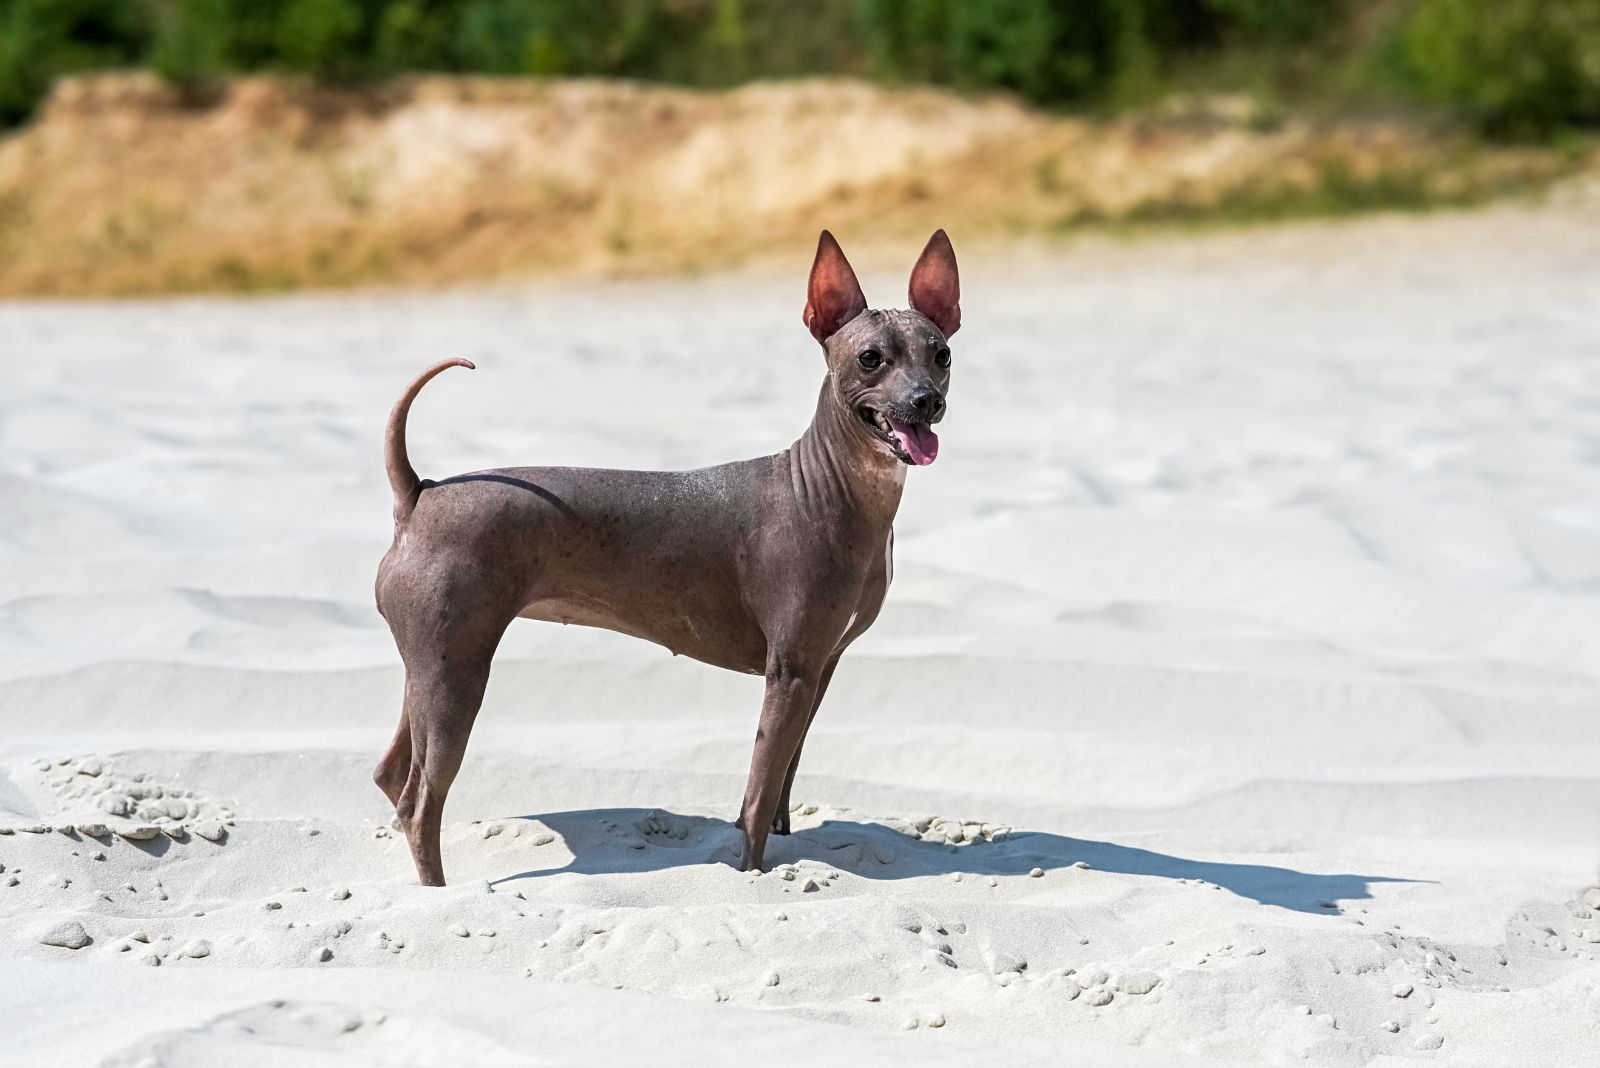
[517,595,769,675]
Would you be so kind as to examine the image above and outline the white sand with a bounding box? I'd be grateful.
[2,200,1599,1066]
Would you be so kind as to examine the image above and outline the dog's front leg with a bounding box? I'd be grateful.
[735,656,823,871]
[771,655,840,835]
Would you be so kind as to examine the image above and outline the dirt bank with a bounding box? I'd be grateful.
[0,73,1580,296]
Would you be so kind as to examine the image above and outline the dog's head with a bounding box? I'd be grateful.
[804,229,959,467]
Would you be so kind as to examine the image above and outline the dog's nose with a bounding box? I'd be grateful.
[910,388,945,420]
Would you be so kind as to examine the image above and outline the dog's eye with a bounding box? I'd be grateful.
[857,350,883,371]
[934,346,951,369]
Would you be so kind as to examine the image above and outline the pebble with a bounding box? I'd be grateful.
[1294,1005,1311,1015]
[183,939,211,958]
[926,1013,946,1028]
[193,822,227,842]
[448,923,470,937]
[317,947,333,962]
[128,931,150,943]
[117,824,161,841]
[330,888,351,901]
[38,920,91,950]
[1029,867,1043,878]
[481,824,503,839]
[862,993,880,1002]
[1380,1020,1400,1033]
[902,1018,918,1030]
[141,953,161,967]
[1414,1034,1444,1051]
[1582,887,1600,911]
[764,971,780,987]
[1083,987,1114,1007]
[531,832,555,846]
[263,901,282,911]
[1393,983,1414,998]
[774,912,787,922]
[76,823,110,838]
[801,878,819,893]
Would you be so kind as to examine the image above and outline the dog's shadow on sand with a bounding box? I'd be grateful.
[486,808,1415,914]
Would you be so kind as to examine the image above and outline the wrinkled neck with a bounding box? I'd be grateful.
[790,378,905,522]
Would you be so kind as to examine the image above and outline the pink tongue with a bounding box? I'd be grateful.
[888,419,940,465]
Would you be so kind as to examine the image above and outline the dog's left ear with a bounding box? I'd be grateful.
[908,229,960,337]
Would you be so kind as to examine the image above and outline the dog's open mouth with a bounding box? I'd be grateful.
[859,407,939,466]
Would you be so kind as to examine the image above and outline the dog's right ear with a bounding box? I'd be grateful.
[803,230,868,343]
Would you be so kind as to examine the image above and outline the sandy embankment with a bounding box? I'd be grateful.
[2,197,1599,1065]
[0,73,1578,296]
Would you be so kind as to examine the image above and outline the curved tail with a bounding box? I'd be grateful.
[385,358,475,523]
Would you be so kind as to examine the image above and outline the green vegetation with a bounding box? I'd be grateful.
[2,1,1598,139]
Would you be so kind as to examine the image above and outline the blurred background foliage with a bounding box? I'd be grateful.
[2,0,1598,138]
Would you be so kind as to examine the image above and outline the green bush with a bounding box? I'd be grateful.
[1404,0,1600,138]
[149,0,231,89]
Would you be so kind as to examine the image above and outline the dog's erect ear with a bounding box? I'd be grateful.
[803,230,868,343]
[908,228,960,337]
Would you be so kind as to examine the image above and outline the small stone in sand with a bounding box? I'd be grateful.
[117,825,161,841]
[1380,1021,1400,1033]
[448,923,470,937]
[141,953,161,967]
[39,921,91,950]
[926,1013,946,1028]
[1582,887,1600,910]
[774,912,787,922]
[263,900,282,911]
[302,826,320,836]
[801,878,819,893]
[863,994,880,1002]
[1393,983,1413,998]
[317,947,333,962]
[1083,988,1114,1007]
[193,822,227,843]
[764,971,780,987]
[183,939,211,958]
[128,931,150,943]
[481,823,502,839]
[531,832,555,846]
[902,1018,918,1030]
[1029,868,1043,878]
[77,823,110,838]
[1414,1034,1444,1051]
[950,872,961,882]
[330,888,351,901]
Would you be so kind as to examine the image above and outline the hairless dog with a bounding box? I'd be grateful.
[374,229,959,885]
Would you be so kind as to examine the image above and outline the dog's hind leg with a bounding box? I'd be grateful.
[394,629,503,887]
[771,656,839,835]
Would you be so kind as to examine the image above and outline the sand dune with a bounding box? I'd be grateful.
[3,201,1599,1065]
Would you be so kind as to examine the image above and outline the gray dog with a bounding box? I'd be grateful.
[374,229,960,885]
